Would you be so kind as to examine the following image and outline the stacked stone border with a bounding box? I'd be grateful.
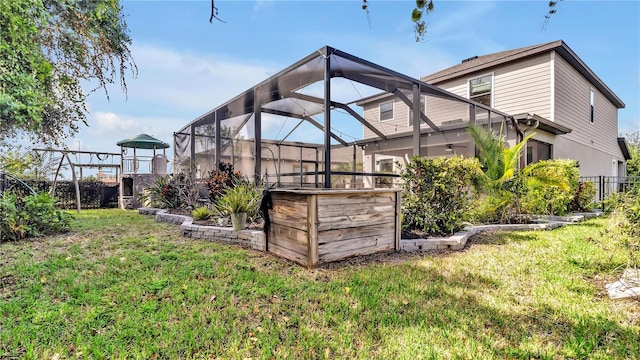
[138,207,265,251]
[139,207,602,254]
[401,211,603,252]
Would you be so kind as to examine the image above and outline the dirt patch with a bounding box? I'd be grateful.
[0,274,18,300]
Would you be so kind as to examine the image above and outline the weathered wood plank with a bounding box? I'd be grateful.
[318,233,395,256]
[268,232,308,256]
[270,204,307,219]
[271,193,308,203]
[269,212,308,232]
[318,223,394,244]
[319,243,395,263]
[268,242,308,266]
[317,193,396,206]
[307,194,318,269]
[317,204,396,218]
[270,224,308,243]
[317,214,395,231]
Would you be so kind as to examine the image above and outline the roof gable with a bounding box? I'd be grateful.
[421,40,624,109]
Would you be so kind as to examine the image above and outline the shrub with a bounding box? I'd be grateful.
[213,182,261,220]
[0,191,73,242]
[570,181,597,212]
[205,162,242,203]
[472,172,528,224]
[140,173,201,209]
[606,185,640,269]
[400,155,481,235]
[192,206,213,221]
[520,159,579,215]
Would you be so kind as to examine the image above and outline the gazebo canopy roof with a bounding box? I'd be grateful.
[117,133,170,149]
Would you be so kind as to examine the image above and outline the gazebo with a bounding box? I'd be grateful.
[117,133,170,209]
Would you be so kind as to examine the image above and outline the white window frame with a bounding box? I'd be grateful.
[467,73,494,107]
[379,100,394,122]
[589,88,595,124]
[407,95,427,128]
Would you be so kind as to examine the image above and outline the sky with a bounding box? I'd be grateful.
[66,0,639,170]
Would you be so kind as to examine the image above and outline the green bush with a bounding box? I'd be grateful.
[401,155,481,235]
[521,159,579,215]
[140,173,200,209]
[472,172,528,224]
[205,162,242,203]
[213,182,261,220]
[570,181,597,212]
[606,185,640,269]
[192,206,213,220]
[0,191,73,242]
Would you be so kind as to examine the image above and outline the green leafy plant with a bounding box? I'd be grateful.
[140,173,201,209]
[520,159,578,215]
[213,182,261,219]
[571,180,597,212]
[0,191,73,242]
[400,155,482,235]
[192,206,214,221]
[468,124,572,222]
[606,185,640,270]
[205,162,242,203]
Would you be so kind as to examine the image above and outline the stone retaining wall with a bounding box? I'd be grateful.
[139,208,265,251]
[140,207,601,256]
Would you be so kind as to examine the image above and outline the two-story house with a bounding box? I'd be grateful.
[357,40,630,180]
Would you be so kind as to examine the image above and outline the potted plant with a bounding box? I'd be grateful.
[213,182,260,230]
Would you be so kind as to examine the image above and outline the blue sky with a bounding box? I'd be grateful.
[75,0,640,163]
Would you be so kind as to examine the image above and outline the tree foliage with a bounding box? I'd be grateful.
[0,0,136,144]
[625,131,640,177]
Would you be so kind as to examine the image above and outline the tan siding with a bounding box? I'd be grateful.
[555,55,620,157]
[493,54,551,118]
[423,78,469,126]
[362,97,410,139]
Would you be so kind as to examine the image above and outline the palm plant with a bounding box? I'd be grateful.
[467,123,571,222]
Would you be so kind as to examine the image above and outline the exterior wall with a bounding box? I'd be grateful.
[359,49,624,177]
[434,54,552,118]
[554,54,623,167]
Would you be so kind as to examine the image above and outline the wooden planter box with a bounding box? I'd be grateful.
[267,189,402,269]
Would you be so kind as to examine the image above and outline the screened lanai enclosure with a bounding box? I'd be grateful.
[174,46,522,189]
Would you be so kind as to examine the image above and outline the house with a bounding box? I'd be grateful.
[357,40,631,179]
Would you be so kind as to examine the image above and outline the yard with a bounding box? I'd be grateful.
[1,209,638,359]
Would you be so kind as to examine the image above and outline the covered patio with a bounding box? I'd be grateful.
[174,46,522,188]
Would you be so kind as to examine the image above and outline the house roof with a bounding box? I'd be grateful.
[513,113,572,135]
[618,137,632,160]
[117,133,170,149]
[422,40,625,109]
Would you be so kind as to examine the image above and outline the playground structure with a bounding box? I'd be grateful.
[117,134,169,209]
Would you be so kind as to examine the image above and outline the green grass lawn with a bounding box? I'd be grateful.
[1,209,638,359]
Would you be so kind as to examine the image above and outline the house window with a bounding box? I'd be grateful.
[379,101,393,121]
[526,139,553,165]
[590,89,595,123]
[408,96,426,127]
[469,75,492,107]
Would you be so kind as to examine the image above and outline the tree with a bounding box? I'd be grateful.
[467,124,571,222]
[0,145,65,180]
[210,1,563,42]
[625,131,640,177]
[0,0,136,145]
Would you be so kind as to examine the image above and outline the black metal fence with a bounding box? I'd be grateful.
[0,172,119,209]
[578,176,640,204]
